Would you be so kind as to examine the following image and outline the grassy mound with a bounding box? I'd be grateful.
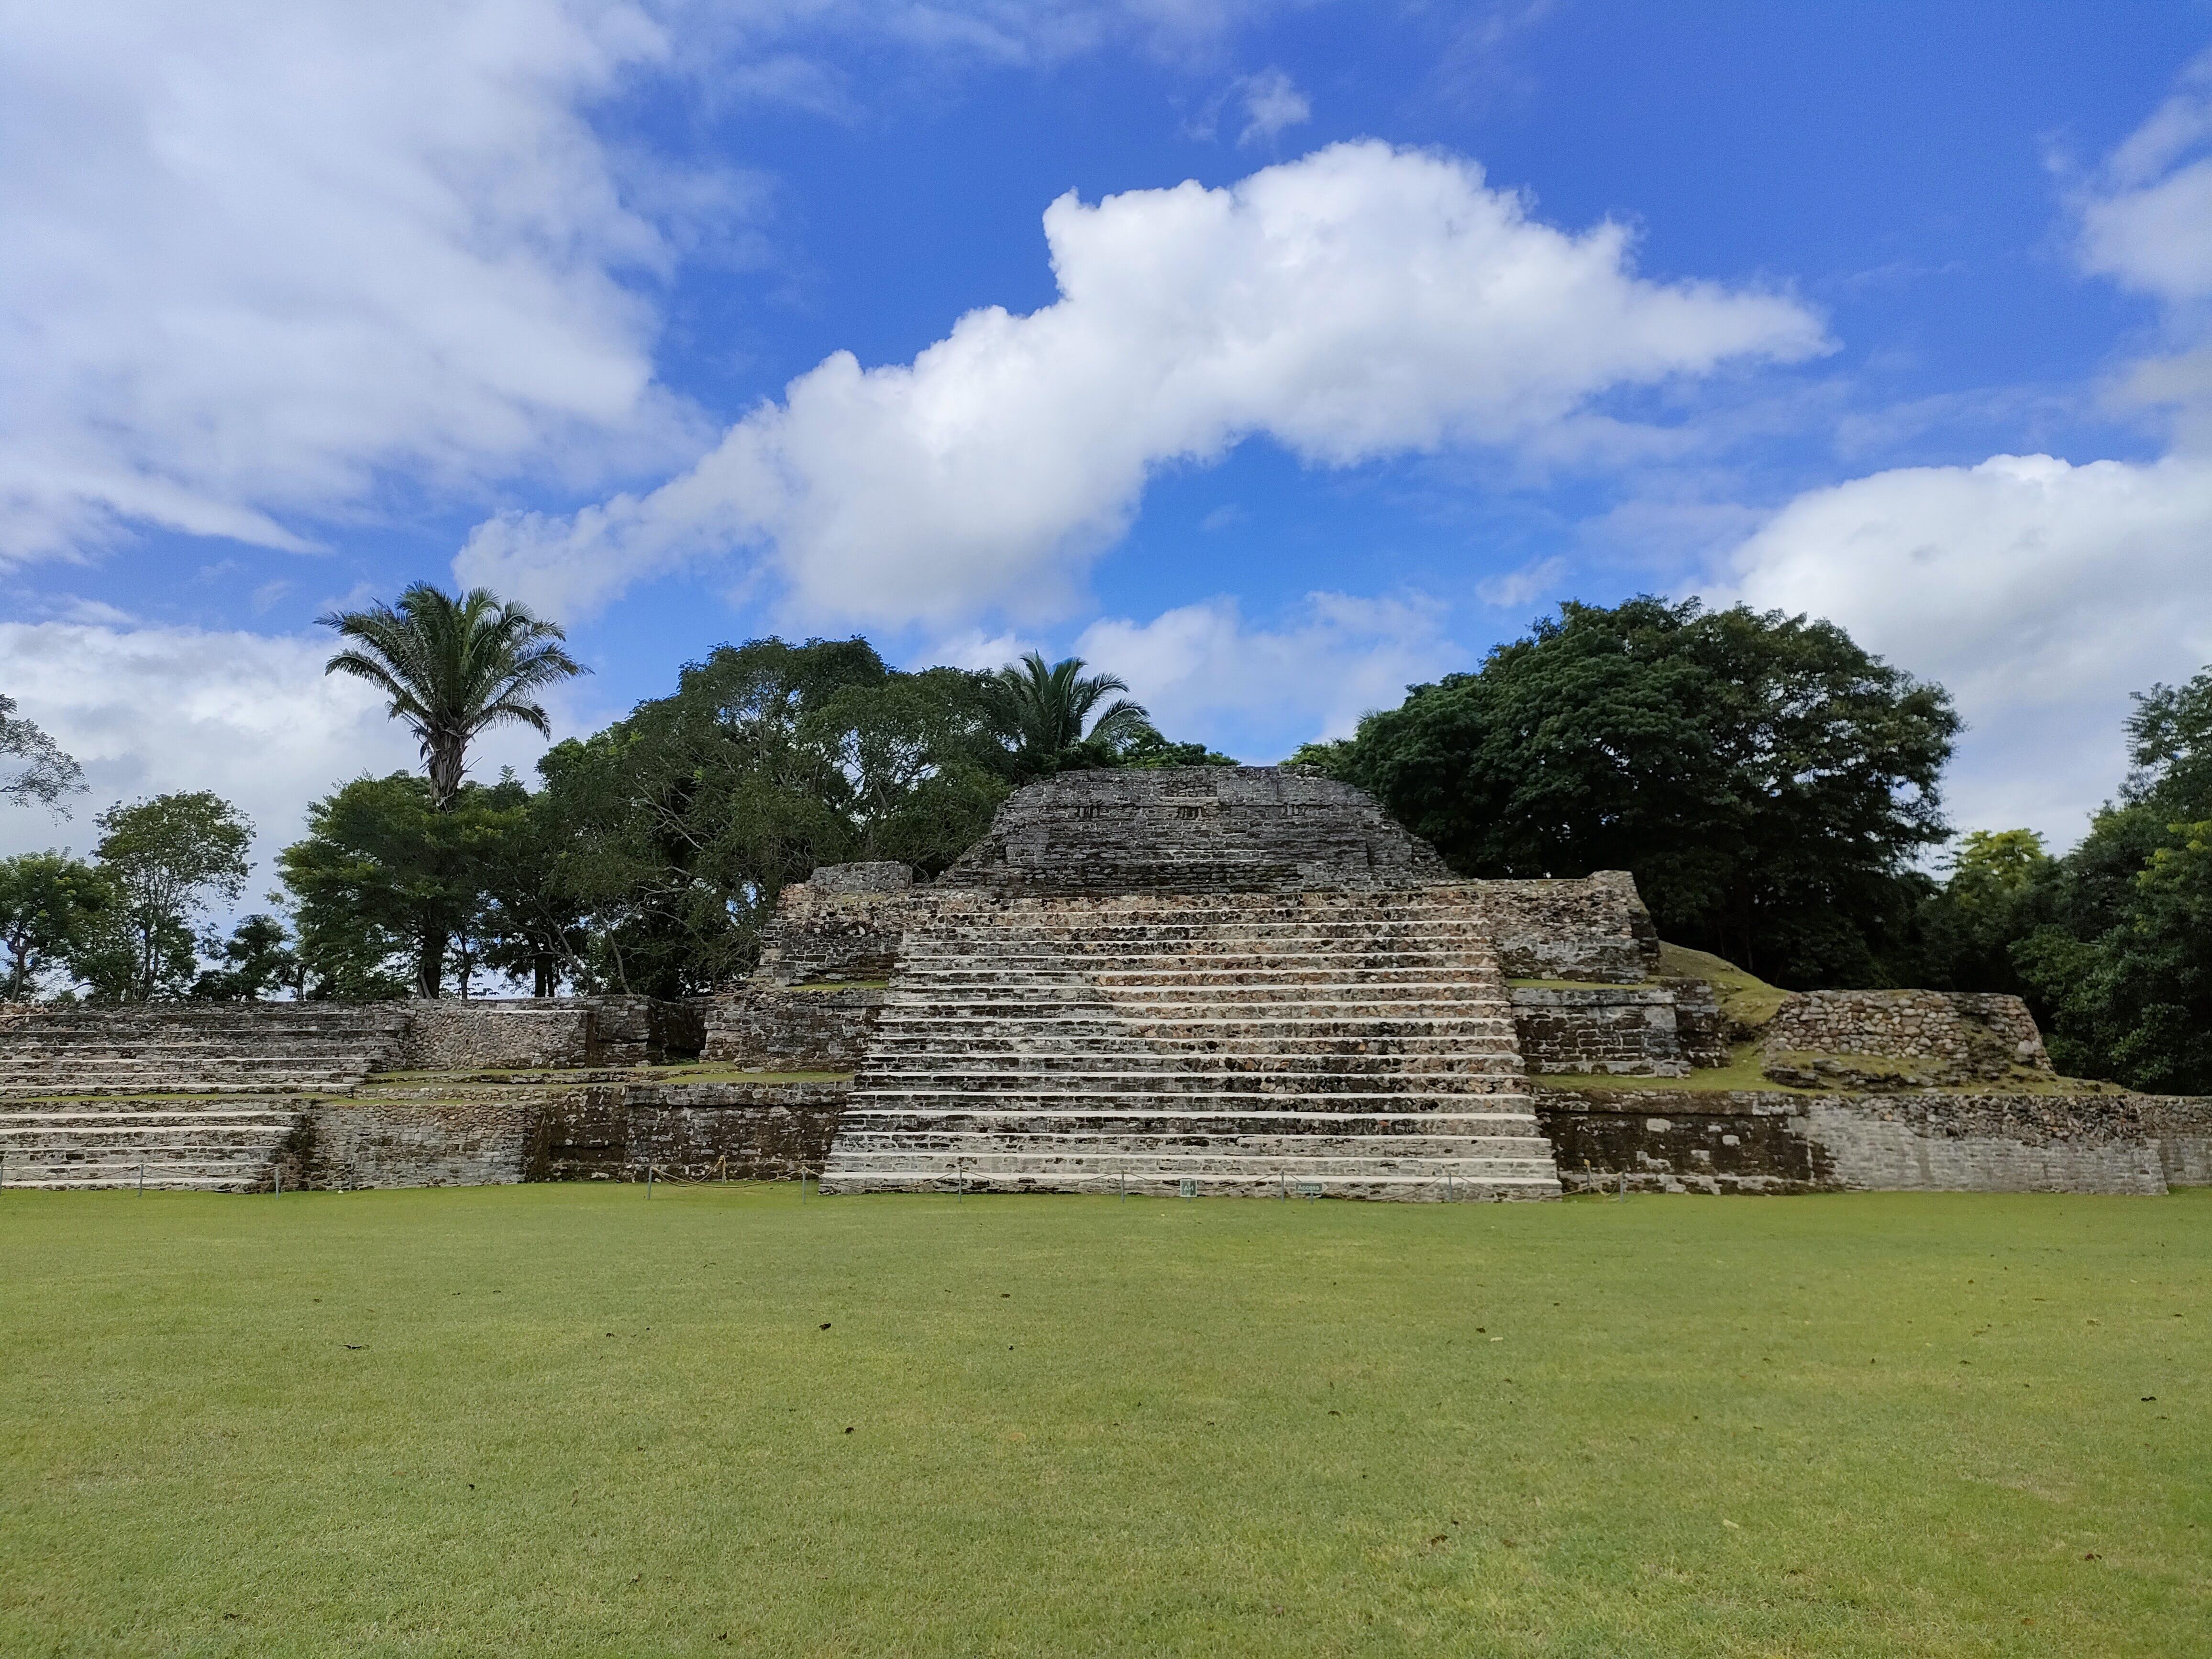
[1655,941,1789,1032]
[3,1185,2205,1655]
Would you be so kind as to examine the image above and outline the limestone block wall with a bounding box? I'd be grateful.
[1513,984,1710,1076]
[288,1097,534,1189]
[397,1002,594,1070]
[702,987,881,1070]
[1537,1087,2190,1196]
[1464,872,1660,983]
[937,766,1453,895]
[2133,1096,2212,1187]
[387,996,705,1071]
[808,862,913,896]
[752,881,910,986]
[531,1081,850,1181]
[1763,991,2050,1082]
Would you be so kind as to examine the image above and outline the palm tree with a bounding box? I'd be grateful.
[985,652,1150,769]
[319,584,587,807]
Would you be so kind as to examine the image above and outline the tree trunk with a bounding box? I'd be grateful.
[533,952,555,998]
[428,731,467,809]
[416,926,445,998]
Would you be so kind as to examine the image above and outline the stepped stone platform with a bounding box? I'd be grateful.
[0,997,717,1192]
[6,766,2206,1198]
[814,769,1564,1200]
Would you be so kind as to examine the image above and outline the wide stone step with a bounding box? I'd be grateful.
[852,1050,1525,1074]
[835,1106,1542,1133]
[0,1125,295,1151]
[848,1090,1532,1116]
[826,1144,1556,1175]
[855,1066,1526,1095]
[884,985,1510,1008]
[900,950,1507,971]
[872,1014,1519,1040]
[0,1169,265,1191]
[0,1078,360,1100]
[819,1167,1562,1201]
[863,1033,1524,1058]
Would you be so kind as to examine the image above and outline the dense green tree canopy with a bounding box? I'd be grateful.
[538,637,1013,995]
[75,793,254,1002]
[280,774,538,999]
[190,914,302,1002]
[0,853,110,1001]
[1980,665,2212,1092]
[984,652,1150,776]
[1300,597,1959,986]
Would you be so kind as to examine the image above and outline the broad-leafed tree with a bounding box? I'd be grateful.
[0,694,86,817]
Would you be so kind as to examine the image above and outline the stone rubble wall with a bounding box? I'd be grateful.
[701,987,881,1071]
[1512,978,1730,1076]
[529,1080,851,1182]
[1462,872,1660,983]
[2133,1095,2212,1187]
[1762,990,2050,1085]
[752,880,911,986]
[388,996,705,1071]
[287,1079,852,1188]
[807,862,914,896]
[936,767,1455,895]
[1537,1086,2196,1196]
[289,1096,535,1189]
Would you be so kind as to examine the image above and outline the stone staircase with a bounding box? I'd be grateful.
[0,1097,309,1191]
[0,1006,410,1099]
[819,888,1562,1200]
[0,1006,412,1191]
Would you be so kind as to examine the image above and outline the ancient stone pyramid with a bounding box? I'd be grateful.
[817,769,1564,1200]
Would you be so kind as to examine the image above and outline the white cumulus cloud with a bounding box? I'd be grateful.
[1234,68,1311,146]
[2078,48,2212,305]
[1074,590,1460,757]
[458,139,1828,626]
[0,0,696,564]
[1722,452,2212,845]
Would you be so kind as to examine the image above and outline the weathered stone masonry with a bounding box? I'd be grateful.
[5,764,2208,1197]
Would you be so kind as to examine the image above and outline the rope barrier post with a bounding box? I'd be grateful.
[647,1164,655,1198]
[138,1161,144,1195]
[274,1165,282,1197]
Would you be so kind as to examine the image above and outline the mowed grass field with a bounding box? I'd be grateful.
[2,1185,2205,1657]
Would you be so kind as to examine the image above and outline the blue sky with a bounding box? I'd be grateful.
[7,0,2212,880]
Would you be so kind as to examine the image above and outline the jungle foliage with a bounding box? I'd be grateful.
[1917,667,2212,1093]
[1295,597,1960,988]
[270,635,1228,999]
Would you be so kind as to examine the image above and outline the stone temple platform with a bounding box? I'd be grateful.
[3,766,2206,1197]
[815,769,1562,1199]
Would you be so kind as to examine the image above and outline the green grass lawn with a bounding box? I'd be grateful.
[3,1186,2205,1657]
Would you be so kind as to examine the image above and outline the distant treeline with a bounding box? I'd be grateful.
[5,594,2207,1094]
[1294,597,2212,1095]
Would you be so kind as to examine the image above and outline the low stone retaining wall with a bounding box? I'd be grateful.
[284,1079,852,1189]
[534,1081,850,1183]
[1537,1086,2201,1197]
[1763,990,2049,1084]
[1512,979,1729,1075]
[289,1097,536,1189]
[389,996,706,1070]
[2134,1095,2212,1187]
[702,987,883,1070]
